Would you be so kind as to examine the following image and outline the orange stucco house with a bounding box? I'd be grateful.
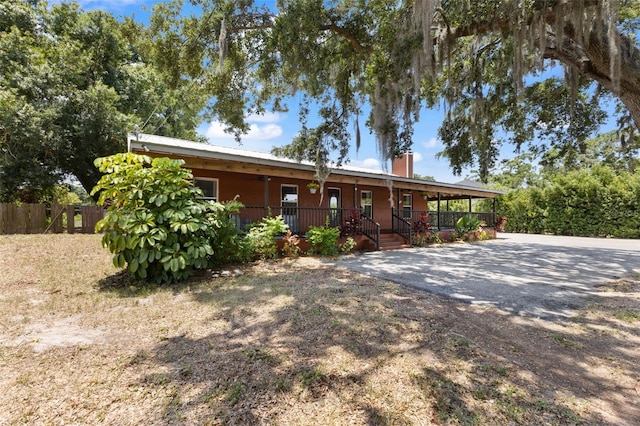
[128,133,502,250]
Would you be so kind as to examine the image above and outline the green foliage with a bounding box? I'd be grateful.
[91,153,233,283]
[0,1,205,202]
[307,225,340,257]
[455,214,482,240]
[497,166,640,238]
[497,187,547,234]
[339,237,357,254]
[207,198,250,266]
[245,215,288,260]
[149,0,640,182]
[412,232,442,247]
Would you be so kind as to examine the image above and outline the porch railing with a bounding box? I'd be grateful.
[359,215,381,251]
[392,208,413,245]
[235,205,381,249]
[234,206,358,235]
[395,209,497,232]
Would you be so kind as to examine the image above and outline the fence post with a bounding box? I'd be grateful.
[66,205,75,234]
[51,203,64,233]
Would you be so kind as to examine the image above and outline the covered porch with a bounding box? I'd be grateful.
[234,202,497,251]
[128,133,503,250]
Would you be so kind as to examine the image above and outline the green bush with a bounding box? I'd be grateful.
[496,166,640,238]
[307,225,340,256]
[92,153,241,283]
[207,198,251,266]
[245,215,288,259]
[455,214,482,240]
[339,236,357,253]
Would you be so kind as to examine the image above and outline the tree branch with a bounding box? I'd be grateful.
[318,23,372,54]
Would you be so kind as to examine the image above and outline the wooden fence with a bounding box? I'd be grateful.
[0,203,104,235]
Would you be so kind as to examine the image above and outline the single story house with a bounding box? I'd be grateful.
[128,133,503,250]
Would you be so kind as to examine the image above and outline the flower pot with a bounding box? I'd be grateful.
[309,188,317,194]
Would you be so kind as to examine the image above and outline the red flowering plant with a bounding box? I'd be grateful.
[495,216,507,232]
[412,211,439,246]
[341,209,363,237]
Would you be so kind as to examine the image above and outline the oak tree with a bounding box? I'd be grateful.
[153,0,640,181]
[0,1,205,201]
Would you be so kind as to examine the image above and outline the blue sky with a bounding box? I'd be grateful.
[71,0,619,183]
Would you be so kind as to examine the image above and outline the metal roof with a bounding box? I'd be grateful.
[127,133,504,197]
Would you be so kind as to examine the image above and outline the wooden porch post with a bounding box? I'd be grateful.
[493,197,497,225]
[354,183,358,208]
[437,192,441,230]
[468,196,472,213]
[263,175,269,217]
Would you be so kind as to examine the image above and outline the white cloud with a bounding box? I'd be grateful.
[348,158,382,170]
[412,152,423,162]
[246,111,283,123]
[205,121,283,141]
[422,137,439,149]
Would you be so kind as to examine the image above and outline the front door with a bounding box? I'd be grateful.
[328,188,341,227]
[281,184,298,232]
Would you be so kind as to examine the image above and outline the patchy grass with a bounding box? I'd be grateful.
[1,234,639,425]
[613,310,639,322]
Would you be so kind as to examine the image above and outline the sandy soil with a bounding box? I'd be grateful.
[1,234,638,425]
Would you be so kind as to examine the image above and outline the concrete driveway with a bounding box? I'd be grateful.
[332,233,640,319]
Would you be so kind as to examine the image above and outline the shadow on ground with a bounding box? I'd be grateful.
[101,258,639,424]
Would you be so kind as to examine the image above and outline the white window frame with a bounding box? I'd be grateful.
[402,194,412,218]
[281,184,299,208]
[194,177,219,201]
[361,190,373,219]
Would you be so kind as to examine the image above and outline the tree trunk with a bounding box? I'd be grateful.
[544,22,640,131]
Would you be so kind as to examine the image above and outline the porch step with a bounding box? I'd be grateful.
[377,233,411,251]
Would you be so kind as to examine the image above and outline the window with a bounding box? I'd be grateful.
[194,178,218,201]
[361,190,373,219]
[281,185,298,231]
[402,194,412,219]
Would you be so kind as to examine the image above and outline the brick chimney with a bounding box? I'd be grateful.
[392,152,413,178]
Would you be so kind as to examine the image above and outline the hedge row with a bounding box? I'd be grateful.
[496,166,640,238]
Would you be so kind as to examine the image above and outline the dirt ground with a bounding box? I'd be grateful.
[1,234,639,425]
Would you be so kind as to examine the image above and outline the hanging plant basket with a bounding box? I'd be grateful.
[307,182,320,194]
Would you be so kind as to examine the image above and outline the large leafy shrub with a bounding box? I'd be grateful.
[455,213,482,240]
[92,153,241,283]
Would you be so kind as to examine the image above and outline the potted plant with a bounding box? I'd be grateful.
[307,182,320,194]
[420,191,429,200]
